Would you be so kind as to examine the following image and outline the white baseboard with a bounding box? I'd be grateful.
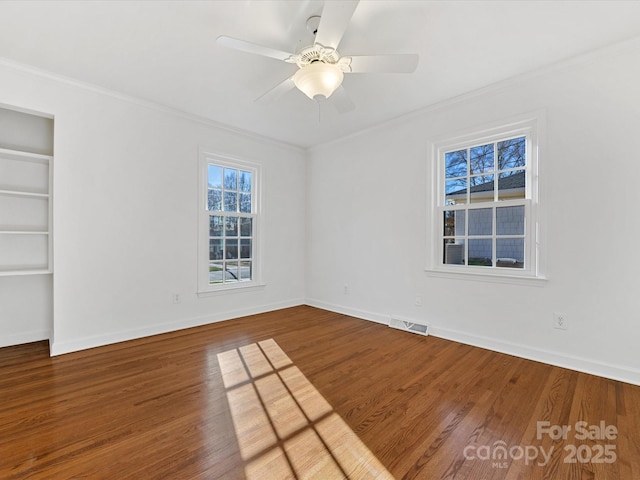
[0,329,50,349]
[50,298,305,356]
[43,297,640,386]
[430,324,640,387]
[304,299,640,387]
[305,298,389,325]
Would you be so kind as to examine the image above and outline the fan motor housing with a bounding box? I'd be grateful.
[291,44,340,67]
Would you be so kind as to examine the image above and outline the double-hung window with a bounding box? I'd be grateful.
[429,115,544,281]
[198,151,260,293]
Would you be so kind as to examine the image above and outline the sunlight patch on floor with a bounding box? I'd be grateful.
[218,338,393,479]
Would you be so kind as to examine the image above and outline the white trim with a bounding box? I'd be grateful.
[424,268,547,286]
[303,301,640,387]
[427,111,546,281]
[0,329,50,348]
[197,282,266,298]
[0,57,305,155]
[0,101,54,120]
[304,298,389,325]
[49,298,305,356]
[2,35,640,153]
[0,147,52,163]
[0,268,51,276]
[308,36,640,152]
[0,189,49,199]
[430,324,640,387]
[197,149,262,294]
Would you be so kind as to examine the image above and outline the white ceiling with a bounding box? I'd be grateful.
[1,0,640,149]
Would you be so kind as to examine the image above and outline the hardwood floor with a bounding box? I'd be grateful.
[1,305,639,479]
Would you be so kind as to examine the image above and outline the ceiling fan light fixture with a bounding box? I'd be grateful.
[292,61,344,100]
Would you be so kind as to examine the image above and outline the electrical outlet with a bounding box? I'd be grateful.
[415,295,423,306]
[343,284,349,295]
[553,313,567,330]
[172,293,181,304]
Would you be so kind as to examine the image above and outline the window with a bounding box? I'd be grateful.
[429,115,544,280]
[198,151,260,293]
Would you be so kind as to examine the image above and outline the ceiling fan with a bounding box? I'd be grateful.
[217,0,419,113]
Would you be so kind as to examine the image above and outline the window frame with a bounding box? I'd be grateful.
[427,113,546,284]
[197,149,262,295]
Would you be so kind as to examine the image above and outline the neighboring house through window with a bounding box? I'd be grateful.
[428,113,544,281]
[198,151,260,293]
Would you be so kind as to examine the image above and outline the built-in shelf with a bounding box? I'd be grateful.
[0,188,49,198]
[0,147,52,164]
[0,227,49,235]
[0,144,52,276]
[0,106,54,348]
[0,266,51,277]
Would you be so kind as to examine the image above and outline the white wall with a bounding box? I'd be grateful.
[0,61,306,354]
[306,40,640,385]
[2,39,639,386]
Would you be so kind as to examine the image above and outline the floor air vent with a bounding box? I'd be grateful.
[389,317,429,336]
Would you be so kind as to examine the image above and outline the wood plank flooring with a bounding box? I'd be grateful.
[1,305,639,479]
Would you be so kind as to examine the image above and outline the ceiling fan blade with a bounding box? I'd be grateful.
[255,76,296,103]
[329,85,355,114]
[217,35,294,62]
[346,54,419,73]
[314,0,359,49]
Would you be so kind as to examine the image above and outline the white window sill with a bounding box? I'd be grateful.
[197,282,266,298]
[425,268,548,287]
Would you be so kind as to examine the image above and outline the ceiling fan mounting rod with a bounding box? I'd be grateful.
[306,15,321,36]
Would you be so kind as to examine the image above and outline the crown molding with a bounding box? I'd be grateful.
[308,34,640,154]
[0,57,305,155]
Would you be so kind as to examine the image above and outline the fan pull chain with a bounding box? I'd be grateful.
[315,95,327,123]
